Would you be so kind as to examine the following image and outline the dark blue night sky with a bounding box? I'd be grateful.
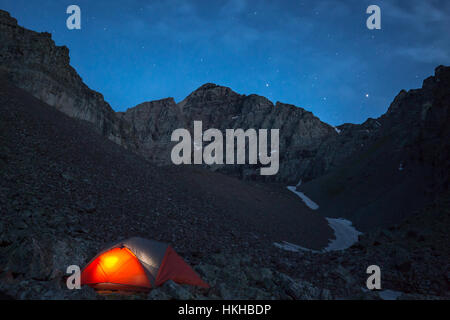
[1,0,449,125]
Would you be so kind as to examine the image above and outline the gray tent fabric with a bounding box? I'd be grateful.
[121,237,169,281]
[82,237,169,287]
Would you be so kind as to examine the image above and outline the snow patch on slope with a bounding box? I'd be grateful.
[273,241,319,253]
[275,187,362,253]
[325,218,362,251]
[286,186,319,210]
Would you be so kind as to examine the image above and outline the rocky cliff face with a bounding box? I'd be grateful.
[117,98,182,164]
[119,83,337,183]
[0,10,137,150]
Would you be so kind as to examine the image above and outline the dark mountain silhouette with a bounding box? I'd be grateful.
[299,66,450,231]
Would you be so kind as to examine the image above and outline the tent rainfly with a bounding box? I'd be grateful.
[81,237,209,291]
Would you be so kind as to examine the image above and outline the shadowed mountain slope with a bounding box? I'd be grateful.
[299,66,450,231]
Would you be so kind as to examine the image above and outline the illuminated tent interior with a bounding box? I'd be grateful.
[81,237,209,292]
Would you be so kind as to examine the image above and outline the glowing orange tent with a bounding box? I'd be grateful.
[81,237,209,291]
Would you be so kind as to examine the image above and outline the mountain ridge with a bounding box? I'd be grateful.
[0,9,335,183]
[0,9,448,189]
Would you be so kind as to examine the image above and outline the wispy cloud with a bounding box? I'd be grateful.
[393,46,450,64]
[381,0,450,64]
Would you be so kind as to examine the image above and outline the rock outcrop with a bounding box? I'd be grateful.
[117,98,182,164]
[119,83,337,183]
[0,10,137,150]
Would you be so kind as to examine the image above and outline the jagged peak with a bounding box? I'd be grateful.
[0,10,12,18]
[275,101,329,124]
[245,93,273,104]
[196,83,220,90]
[0,10,18,26]
[143,97,176,104]
[423,65,450,88]
[190,82,239,96]
[435,65,449,76]
[125,97,176,113]
[177,83,242,109]
[276,101,306,112]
